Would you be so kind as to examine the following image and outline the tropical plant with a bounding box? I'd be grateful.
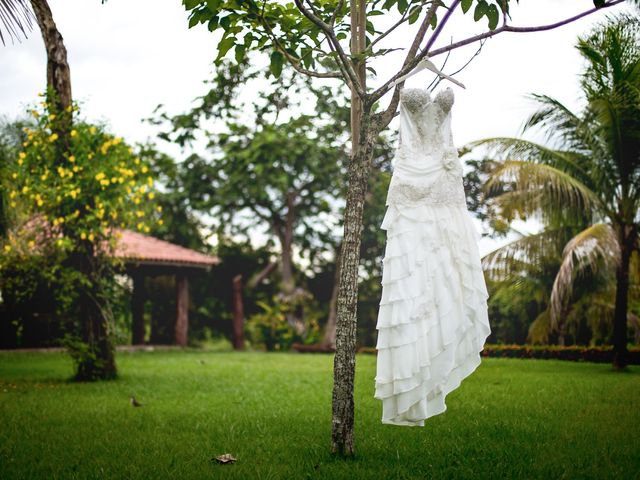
[470,13,640,369]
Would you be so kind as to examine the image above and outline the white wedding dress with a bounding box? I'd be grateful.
[374,87,491,426]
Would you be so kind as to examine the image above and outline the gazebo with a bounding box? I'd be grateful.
[115,230,219,346]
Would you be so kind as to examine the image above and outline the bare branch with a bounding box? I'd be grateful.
[363,6,411,56]
[429,38,484,91]
[331,0,346,27]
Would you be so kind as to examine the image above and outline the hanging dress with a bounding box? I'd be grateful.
[374,87,491,426]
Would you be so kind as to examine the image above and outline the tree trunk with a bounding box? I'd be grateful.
[232,274,245,350]
[30,0,72,148]
[612,224,635,369]
[331,118,374,456]
[331,0,367,456]
[74,250,116,380]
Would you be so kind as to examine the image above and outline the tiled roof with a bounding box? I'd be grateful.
[115,229,219,268]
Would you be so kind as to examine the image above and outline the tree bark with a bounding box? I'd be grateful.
[30,0,72,146]
[232,274,245,350]
[612,224,635,369]
[331,0,367,457]
[331,119,375,456]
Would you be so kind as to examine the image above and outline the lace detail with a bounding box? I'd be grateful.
[386,171,467,208]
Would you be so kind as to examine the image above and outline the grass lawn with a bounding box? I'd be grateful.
[0,350,638,479]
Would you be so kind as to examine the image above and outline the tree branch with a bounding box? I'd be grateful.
[293,0,365,97]
[373,0,625,130]
[372,0,442,128]
[257,12,342,78]
[428,0,625,58]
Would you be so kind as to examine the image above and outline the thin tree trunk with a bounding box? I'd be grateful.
[612,224,635,369]
[30,0,71,147]
[331,118,374,456]
[331,0,367,456]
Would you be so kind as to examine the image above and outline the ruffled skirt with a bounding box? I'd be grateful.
[374,203,491,426]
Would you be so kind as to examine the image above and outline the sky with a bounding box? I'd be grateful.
[0,0,632,256]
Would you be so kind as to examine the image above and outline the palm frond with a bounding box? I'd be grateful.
[0,0,34,46]
[549,223,620,329]
[482,228,571,282]
[485,160,602,221]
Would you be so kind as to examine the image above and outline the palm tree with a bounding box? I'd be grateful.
[472,14,640,369]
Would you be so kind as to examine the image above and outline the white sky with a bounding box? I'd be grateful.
[0,0,632,256]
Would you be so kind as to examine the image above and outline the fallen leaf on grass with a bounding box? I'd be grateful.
[212,453,237,464]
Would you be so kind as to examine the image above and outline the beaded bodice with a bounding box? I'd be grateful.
[386,87,466,208]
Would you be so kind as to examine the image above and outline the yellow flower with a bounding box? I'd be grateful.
[89,127,97,134]
[48,114,56,121]
[68,155,75,162]
[137,222,144,230]
[9,201,16,208]
[22,186,29,194]
[156,205,162,212]
[95,172,106,181]
[30,109,40,119]
[135,210,144,218]
[18,152,26,160]
[3,245,11,253]
[48,133,59,142]
[113,137,122,145]
[88,233,95,242]
[27,240,35,248]
[147,177,153,186]
[9,191,17,199]
[80,232,87,240]
[144,226,150,233]
[148,192,155,200]
[141,166,149,174]
[12,173,17,179]
[157,219,164,225]
[72,166,80,173]
[70,130,78,137]
[134,158,140,165]
[65,105,73,113]
[17,158,23,166]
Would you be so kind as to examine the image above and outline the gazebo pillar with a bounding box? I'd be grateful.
[174,273,189,347]
[131,272,146,345]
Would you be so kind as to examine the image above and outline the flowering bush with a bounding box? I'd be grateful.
[1,95,161,261]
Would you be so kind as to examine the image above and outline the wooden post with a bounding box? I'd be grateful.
[175,273,189,347]
[232,274,245,351]
[131,272,145,345]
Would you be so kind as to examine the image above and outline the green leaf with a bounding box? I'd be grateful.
[183,0,201,11]
[487,4,499,30]
[474,0,488,21]
[397,0,408,14]
[207,16,219,32]
[461,0,473,14]
[270,50,284,78]
[429,12,438,29]
[216,37,236,62]
[235,44,246,63]
[206,0,222,11]
[188,12,200,28]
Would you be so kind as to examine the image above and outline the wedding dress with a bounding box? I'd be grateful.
[374,87,491,426]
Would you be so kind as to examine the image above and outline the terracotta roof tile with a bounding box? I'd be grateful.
[115,229,219,268]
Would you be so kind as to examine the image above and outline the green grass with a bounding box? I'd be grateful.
[0,351,638,479]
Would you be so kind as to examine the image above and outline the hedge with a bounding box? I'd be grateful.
[358,344,640,365]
